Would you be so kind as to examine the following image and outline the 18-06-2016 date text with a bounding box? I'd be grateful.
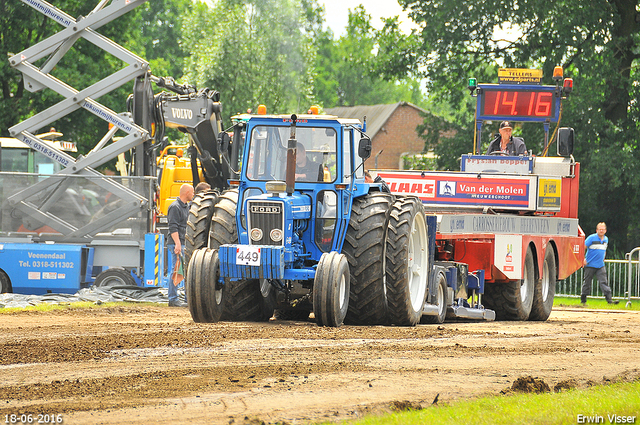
[4,414,63,424]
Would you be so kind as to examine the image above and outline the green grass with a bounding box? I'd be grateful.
[338,380,640,425]
[553,296,640,311]
[0,301,164,314]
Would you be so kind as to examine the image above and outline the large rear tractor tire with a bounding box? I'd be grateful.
[185,190,219,272]
[484,245,536,320]
[187,189,238,321]
[342,192,393,325]
[224,279,275,322]
[206,190,274,322]
[529,246,556,321]
[385,197,429,326]
[421,270,447,324]
[186,248,225,323]
[313,252,350,327]
[208,190,239,249]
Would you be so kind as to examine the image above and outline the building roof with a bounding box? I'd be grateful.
[324,102,426,138]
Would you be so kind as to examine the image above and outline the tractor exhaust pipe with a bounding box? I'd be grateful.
[286,114,298,196]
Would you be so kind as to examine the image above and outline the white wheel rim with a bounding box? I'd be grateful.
[521,253,533,303]
[214,256,224,305]
[542,260,550,301]
[260,279,271,297]
[338,273,347,310]
[437,279,445,317]
[408,212,428,311]
[215,285,223,304]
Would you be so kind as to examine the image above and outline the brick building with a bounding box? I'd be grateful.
[325,102,427,170]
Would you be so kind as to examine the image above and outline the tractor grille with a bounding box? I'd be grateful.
[247,200,284,246]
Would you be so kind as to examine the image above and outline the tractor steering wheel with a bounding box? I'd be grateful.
[489,150,509,156]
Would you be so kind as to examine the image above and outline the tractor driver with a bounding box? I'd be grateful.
[295,142,323,182]
[486,121,528,156]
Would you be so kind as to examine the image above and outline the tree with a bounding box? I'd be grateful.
[181,0,317,122]
[394,0,640,252]
[132,0,191,78]
[312,6,428,109]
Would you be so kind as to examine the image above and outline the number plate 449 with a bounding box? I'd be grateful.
[236,246,261,266]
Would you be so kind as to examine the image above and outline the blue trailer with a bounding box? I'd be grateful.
[0,242,93,295]
[0,229,166,295]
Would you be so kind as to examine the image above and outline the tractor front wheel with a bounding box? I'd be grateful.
[313,252,350,327]
[186,248,225,323]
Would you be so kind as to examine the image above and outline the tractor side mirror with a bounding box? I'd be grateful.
[557,127,574,157]
[358,136,372,160]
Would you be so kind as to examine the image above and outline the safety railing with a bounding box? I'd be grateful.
[557,255,640,305]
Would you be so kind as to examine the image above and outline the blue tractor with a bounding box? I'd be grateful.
[185,110,437,327]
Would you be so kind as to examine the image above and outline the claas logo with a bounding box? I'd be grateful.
[387,180,436,198]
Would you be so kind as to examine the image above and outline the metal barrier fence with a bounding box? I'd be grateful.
[557,258,640,303]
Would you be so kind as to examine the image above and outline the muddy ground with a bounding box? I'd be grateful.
[1,306,638,424]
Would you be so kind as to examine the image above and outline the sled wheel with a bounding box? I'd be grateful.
[530,246,556,321]
[484,245,536,320]
[421,270,447,324]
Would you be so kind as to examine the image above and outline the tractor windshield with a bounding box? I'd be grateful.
[246,125,337,182]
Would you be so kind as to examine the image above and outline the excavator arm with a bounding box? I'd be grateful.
[129,74,231,191]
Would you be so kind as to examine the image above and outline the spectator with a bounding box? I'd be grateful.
[195,181,211,194]
[167,184,194,307]
[581,222,619,305]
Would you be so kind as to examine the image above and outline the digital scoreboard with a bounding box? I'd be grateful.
[476,85,560,123]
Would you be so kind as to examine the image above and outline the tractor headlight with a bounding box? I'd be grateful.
[250,228,263,242]
[270,228,283,242]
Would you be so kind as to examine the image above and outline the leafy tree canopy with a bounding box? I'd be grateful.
[180,0,317,123]
[312,6,427,109]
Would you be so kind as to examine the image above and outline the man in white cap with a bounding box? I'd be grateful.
[486,121,528,155]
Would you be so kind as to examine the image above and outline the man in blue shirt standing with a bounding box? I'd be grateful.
[581,222,619,305]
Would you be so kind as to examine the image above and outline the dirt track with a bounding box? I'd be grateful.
[1,306,639,424]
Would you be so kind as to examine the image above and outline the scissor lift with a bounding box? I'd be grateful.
[0,0,166,294]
